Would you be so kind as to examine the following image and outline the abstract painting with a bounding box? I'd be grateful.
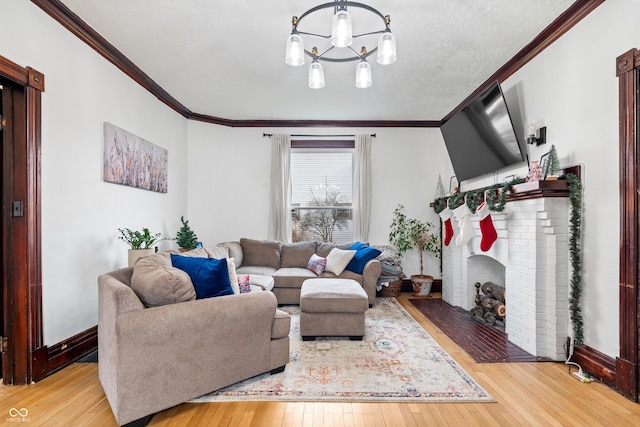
[103,122,168,193]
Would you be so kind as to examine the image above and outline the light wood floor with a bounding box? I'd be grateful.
[2,293,640,426]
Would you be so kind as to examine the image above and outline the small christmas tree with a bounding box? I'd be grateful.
[435,174,446,198]
[543,145,560,178]
[176,216,198,250]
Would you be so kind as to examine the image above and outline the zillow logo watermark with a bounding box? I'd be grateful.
[7,408,31,423]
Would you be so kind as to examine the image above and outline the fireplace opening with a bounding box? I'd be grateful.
[470,281,506,330]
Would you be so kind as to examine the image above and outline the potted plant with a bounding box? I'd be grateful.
[175,216,198,252]
[118,227,163,267]
[388,204,441,296]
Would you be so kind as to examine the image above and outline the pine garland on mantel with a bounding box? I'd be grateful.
[432,173,584,344]
[432,177,525,214]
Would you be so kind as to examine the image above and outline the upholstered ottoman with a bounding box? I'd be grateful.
[299,278,369,341]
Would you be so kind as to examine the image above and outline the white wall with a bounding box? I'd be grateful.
[1,2,189,345]
[186,123,452,278]
[3,0,632,360]
[462,0,640,357]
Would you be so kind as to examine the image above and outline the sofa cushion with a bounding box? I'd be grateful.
[346,246,382,274]
[248,274,275,291]
[274,267,317,288]
[240,238,282,269]
[180,248,209,258]
[316,241,355,258]
[325,248,357,275]
[307,253,327,275]
[205,245,229,259]
[320,269,363,284]
[170,254,234,299]
[218,241,243,267]
[280,241,317,268]
[236,265,278,276]
[131,253,196,307]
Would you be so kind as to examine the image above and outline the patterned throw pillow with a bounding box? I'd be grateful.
[238,275,252,293]
[307,253,327,275]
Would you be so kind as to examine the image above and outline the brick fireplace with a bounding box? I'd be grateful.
[442,181,570,361]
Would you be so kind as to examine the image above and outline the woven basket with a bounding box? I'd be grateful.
[377,280,402,297]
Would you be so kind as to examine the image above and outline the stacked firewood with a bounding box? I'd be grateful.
[470,281,506,326]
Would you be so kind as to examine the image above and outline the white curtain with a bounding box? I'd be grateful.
[267,134,292,242]
[353,134,372,242]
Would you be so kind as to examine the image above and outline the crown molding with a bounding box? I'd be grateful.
[442,0,604,123]
[31,0,191,118]
[32,0,603,128]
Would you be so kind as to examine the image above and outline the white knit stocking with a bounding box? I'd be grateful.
[453,203,474,247]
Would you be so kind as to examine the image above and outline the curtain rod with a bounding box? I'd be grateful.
[262,133,376,138]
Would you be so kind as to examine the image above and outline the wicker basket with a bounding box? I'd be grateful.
[377,279,402,297]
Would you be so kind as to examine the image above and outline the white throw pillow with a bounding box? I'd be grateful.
[325,248,357,275]
[226,257,240,294]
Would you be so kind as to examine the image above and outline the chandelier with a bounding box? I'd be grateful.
[285,1,397,89]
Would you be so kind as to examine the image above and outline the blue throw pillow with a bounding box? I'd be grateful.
[349,241,369,251]
[170,254,233,299]
[346,246,382,274]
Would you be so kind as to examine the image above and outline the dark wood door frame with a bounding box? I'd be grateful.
[617,48,640,401]
[0,54,45,385]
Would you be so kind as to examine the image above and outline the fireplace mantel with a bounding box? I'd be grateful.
[507,179,569,201]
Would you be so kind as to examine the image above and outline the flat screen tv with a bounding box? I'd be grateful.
[440,81,526,182]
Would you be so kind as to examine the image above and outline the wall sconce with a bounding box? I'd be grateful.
[527,125,547,146]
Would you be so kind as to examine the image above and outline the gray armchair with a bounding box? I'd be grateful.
[98,267,290,426]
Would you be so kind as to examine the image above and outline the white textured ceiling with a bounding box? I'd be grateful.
[58,0,575,121]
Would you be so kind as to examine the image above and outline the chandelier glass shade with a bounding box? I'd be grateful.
[355,60,372,88]
[285,1,396,89]
[285,33,305,66]
[309,59,326,89]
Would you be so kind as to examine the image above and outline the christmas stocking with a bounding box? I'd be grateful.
[453,203,474,247]
[439,207,454,246]
[477,201,498,251]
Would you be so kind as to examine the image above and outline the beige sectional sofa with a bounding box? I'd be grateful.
[219,238,382,306]
[98,262,290,426]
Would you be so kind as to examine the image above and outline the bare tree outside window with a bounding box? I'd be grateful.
[290,148,354,243]
[293,177,351,242]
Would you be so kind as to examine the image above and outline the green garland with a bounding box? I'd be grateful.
[567,173,583,344]
[432,177,525,214]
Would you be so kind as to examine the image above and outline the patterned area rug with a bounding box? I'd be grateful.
[190,298,493,403]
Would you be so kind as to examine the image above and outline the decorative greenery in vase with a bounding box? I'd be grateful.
[388,204,441,277]
[175,216,198,251]
[118,227,162,250]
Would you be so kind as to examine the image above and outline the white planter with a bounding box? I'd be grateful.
[128,248,154,267]
[411,275,433,296]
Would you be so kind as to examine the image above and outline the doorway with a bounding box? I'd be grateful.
[1,82,4,378]
[0,55,45,385]
[616,47,640,402]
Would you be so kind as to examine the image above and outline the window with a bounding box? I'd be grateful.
[290,141,354,243]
